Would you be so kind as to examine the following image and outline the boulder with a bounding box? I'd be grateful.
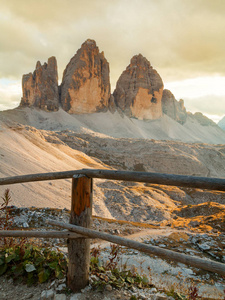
[60,39,110,114]
[113,54,164,120]
[20,57,59,111]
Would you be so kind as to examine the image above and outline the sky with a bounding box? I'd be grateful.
[0,0,225,122]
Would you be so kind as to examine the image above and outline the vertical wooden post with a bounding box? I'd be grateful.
[67,174,93,292]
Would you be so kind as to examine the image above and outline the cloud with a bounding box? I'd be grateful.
[205,113,225,124]
[0,80,21,110]
[0,0,225,84]
[184,95,225,117]
[165,76,225,99]
[165,75,225,119]
[0,0,225,113]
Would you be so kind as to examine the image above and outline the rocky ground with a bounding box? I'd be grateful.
[1,119,225,221]
[42,128,225,178]
[0,207,225,299]
[0,274,171,300]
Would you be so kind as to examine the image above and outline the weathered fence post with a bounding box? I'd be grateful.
[67,174,93,292]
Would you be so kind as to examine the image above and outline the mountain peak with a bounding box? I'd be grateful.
[20,57,59,111]
[130,54,151,68]
[82,39,97,48]
[60,39,110,114]
[113,54,163,120]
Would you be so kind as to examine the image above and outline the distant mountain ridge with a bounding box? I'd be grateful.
[218,116,225,130]
[19,38,216,128]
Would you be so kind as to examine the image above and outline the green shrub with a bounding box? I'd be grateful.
[0,244,67,285]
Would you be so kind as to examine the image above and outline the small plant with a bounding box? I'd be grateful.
[0,189,27,248]
[90,244,152,291]
[0,189,12,228]
[1,189,11,207]
[0,243,67,285]
[0,189,14,248]
[166,288,186,299]
[105,244,121,270]
[91,245,101,258]
[188,286,199,300]
[166,285,199,300]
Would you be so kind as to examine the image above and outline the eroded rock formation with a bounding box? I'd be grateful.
[60,39,110,114]
[162,89,187,124]
[20,57,59,111]
[18,39,214,128]
[113,54,164,120]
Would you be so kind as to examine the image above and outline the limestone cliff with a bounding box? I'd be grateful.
[20,57,59,111]
[60,39,110,114]
[113,54,164,120]
[162,89,187,124]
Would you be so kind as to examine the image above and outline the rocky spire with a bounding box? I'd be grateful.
[162,89,187,124]
[20,57,59,111]
[60,39,111,114]
[113,54,164,120]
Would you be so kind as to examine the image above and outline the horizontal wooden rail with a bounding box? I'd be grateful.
[0,170,77,185]
[1,169,225,191]
[2,168,225,292]
[79,169,225,191]
[47,219,225,276]
[0,230,84,239]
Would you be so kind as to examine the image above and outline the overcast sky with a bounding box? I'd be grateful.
[0,0,225,122]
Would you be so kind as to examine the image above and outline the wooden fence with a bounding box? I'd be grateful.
[0,169,225,292]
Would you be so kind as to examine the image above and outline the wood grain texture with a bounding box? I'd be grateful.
[67,175,93,292]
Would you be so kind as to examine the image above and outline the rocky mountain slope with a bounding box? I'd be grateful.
[1,106,225,144]
[1,117,225,220]
[0,120,104,209]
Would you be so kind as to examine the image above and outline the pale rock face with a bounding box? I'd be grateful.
[162,89,187,124]
[60,39,110,114]
[113,54,164,120]
[131,88,163,120]
[20,57,59,111]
